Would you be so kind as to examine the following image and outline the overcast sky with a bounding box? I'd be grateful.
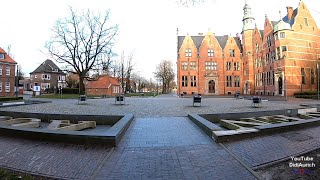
[0,0,319,79]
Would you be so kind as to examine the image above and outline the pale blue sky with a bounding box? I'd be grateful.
[0,0,319,78]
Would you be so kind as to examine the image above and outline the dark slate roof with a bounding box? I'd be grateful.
[177,36,186,52]
[177,36,205,52]
[31,59,65,74]
[259,30,264,39]
[191,36,205,49]
[216,35,229,49]
[282,8,298,27]
[271,21,278,27]
[233,37,243,53]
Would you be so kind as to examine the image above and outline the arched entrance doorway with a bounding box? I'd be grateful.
[278,77,283,95]
[208,80,215,93]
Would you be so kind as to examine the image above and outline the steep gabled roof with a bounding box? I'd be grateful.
[31,59,64,74]
[271,21,278,27]
[177,36,186,52]
[216,35,229,49]
[86,75,119,89]
[0,47,17,64]
[259,30,264,38]
[233,37,243,52]
[177,35,205,52]
[190,36,205,50]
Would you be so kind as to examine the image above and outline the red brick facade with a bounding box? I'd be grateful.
[0,47,17,97]
[177,1,320,96]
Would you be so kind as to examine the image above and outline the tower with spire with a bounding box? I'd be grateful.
[242,0,255,31]
[241,0,255,95]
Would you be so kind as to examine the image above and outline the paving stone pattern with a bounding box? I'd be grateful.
[223,125,320,169]
[2,94,305,117]
[0,136,112,180]
[94,117,256,180]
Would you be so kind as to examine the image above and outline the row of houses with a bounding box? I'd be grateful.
[0,47,125,97]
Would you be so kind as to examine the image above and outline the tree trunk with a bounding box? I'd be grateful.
[79,75,85,95]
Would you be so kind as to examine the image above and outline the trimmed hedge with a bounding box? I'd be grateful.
[62,88,79,94]
[294,91,319,99]
[0,97,23,102]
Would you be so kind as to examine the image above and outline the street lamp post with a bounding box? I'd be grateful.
[317,63,319,100]
[16,65,19,97]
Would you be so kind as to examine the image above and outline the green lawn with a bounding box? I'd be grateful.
[33,92,160,99]
[0,168,34,180]
[34,94,80,99]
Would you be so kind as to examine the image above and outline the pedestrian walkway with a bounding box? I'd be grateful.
[223,125,320,169]
[93,117,256,180]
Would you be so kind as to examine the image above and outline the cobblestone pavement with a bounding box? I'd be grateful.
[93,117,256,180]
[223,125,320,169]
[0,136,112,180]
[2,94,310,117]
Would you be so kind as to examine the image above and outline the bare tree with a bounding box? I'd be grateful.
[154,60,175,93]
[176,0,210,7]
[116,51,134,94]
[46,7,118,94]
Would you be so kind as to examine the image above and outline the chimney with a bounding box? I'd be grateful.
[287,6,293,20]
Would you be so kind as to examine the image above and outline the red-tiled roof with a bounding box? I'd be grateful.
[86,75,120,89]
[0,47,17,64]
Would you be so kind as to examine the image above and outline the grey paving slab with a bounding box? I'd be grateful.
[1,95,306,118]
[223,125,320,169]
[0,137,112,180]
[94,117,256,180]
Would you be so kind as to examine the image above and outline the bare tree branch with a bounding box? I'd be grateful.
[46,7,118,94]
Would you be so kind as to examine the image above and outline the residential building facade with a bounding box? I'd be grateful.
[86,75,121,96]
[0,47,17,96]
[177,1,320,96]
[30,59,67,92]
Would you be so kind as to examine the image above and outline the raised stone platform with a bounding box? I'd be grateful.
[0,111,134,146]
[188,108,320,142]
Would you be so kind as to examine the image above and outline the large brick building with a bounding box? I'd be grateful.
[0,47,17,96]
[177,0,320,96]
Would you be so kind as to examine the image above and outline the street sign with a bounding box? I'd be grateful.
[33,86,40,92]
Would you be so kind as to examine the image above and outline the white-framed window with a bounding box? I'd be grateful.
[181,62,188,70]
[229,49,235,57]
[185,49,192,57]
[234,76,240,87]
[205,62,217,70]
[234,62,240,71]
[0,65,2,75]
[190,76,197,87]
[304,18,308,26]
[5,82,10,92]
[280,32,286,38]
[255,44,259,53]
[182,76,188,87]
[35,75,38,78]
[0,82,2,92]
[189,62,196,70]
[42,74,50,80]
[208,49,214,57]
[58,75,65,81]
[226,62,232,71]
[282,46,287,52]
[5,66,10,76]
[226,76,232,87]
[0,53,4,59]
[113,86,120,93]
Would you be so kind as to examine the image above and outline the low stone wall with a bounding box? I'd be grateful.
[0,111,134,146]
[188,108,320,143]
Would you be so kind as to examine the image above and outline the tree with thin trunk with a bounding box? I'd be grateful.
[46,7,118,95]
[154,60,175,93]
